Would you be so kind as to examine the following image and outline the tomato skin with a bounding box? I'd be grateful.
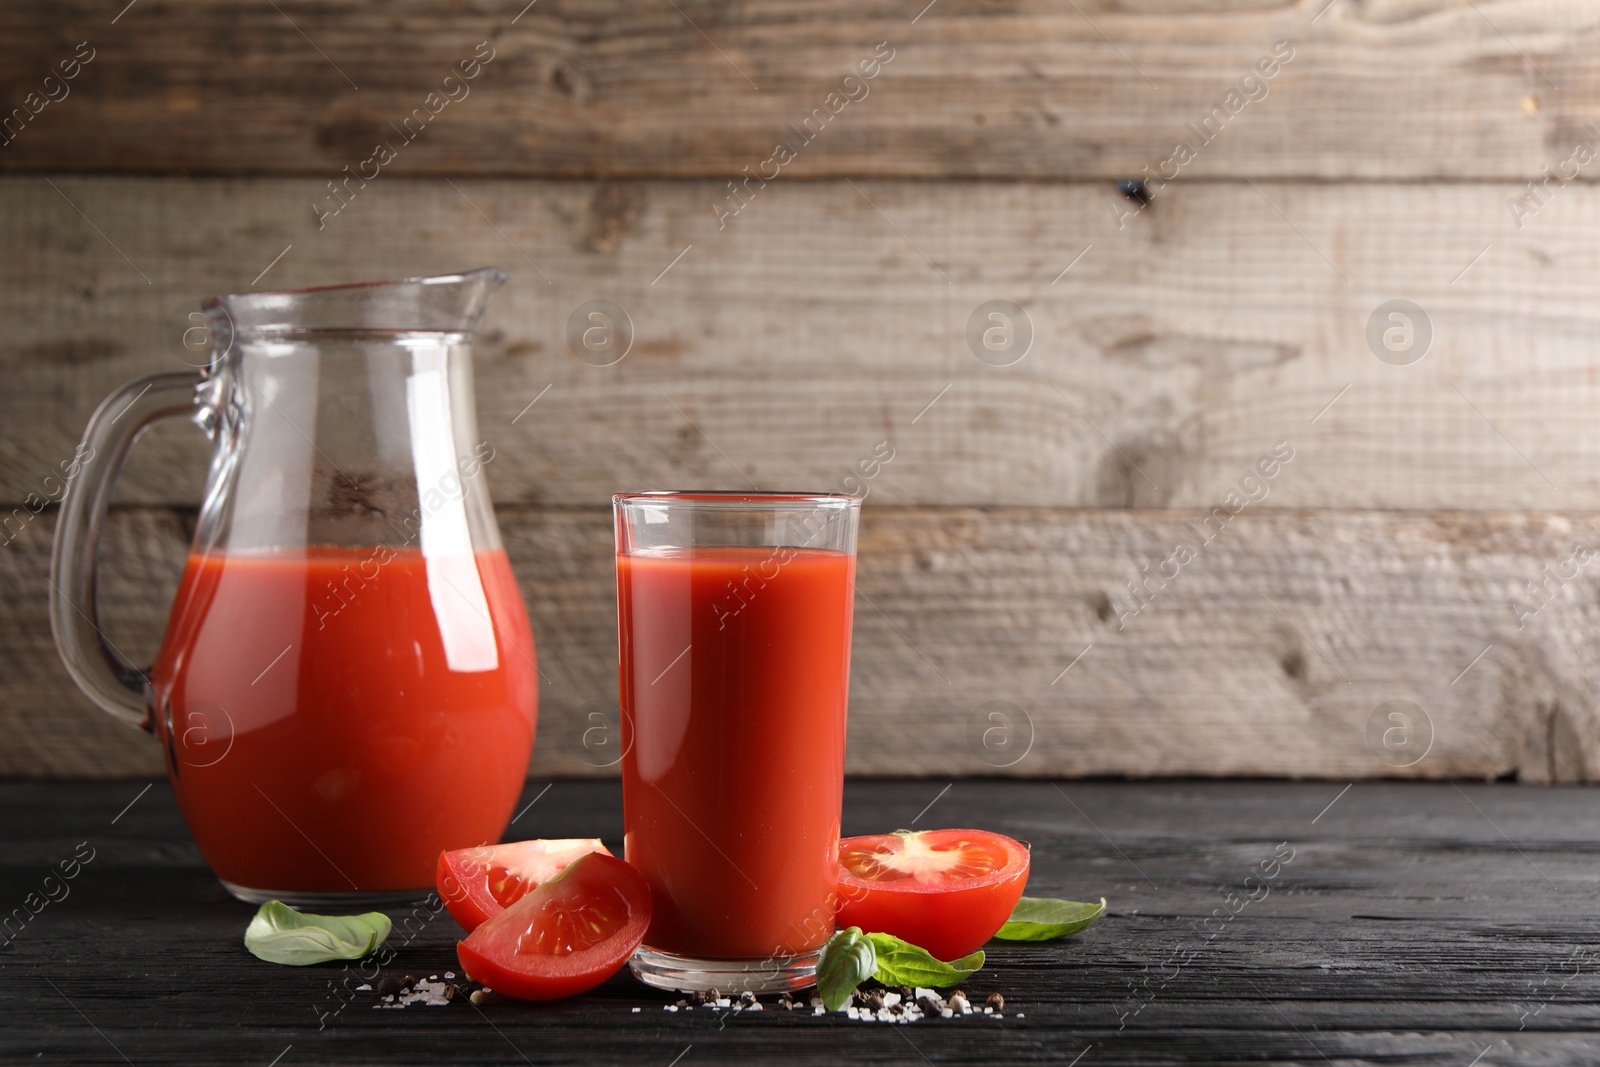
[457,939,618,1003]
[456,852,652,1002]
[437,838,612,932]
[835,829,1030,960]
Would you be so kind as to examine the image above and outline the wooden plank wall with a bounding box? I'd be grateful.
[3,1,1599,780]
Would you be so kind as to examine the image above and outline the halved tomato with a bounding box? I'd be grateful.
[437,838,612,932]
[456,852,652,1001]
[836,828,1030,959]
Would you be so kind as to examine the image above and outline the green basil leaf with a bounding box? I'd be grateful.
[992,896,1106,941]
[816,926,876,1010]
[244,900,393,966]
[864,932,983,987]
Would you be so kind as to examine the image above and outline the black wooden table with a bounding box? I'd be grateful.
[3,778,1597,1065]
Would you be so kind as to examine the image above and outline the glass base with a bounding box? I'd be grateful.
[630,946,821,995]
[221,880,435,909]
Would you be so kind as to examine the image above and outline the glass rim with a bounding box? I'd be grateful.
[613,490,861,510]
[197,267,508,342]
[203,266,507,310]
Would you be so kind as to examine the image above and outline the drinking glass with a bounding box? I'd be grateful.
[614,491,860,993]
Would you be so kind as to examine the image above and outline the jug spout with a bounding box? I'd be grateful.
[202,267,509,351]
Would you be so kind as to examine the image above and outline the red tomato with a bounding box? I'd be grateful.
[456,852,652,1001]
[437,838,612,932]
[836,829,1030,960]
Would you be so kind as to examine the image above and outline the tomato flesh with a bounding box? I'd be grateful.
[836,829,1030,960]
[437,838,612,932]
[457,852,652,1001]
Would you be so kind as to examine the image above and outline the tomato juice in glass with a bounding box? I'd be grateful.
[150,546,537,899]
[614,492,860,994]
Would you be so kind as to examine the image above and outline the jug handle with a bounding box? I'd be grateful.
[50,371,204,729]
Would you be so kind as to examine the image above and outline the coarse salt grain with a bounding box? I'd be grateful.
[444,972,456,979]
[631,1007,641,1013]
[394,979,454,1007]
[355,983,371,991]
[882,992,901,1008]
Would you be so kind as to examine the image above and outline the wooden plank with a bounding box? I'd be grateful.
[6,505,1600,781]
[5,779,1600,1065]
[0,1,1595,179]
[5,176,1599,511]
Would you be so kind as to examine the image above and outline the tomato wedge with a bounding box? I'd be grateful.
[836,829,1030,959]
[437,838,612,933]
[456,852,652,1001]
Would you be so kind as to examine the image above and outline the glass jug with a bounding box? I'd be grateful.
[51,268,538,906]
